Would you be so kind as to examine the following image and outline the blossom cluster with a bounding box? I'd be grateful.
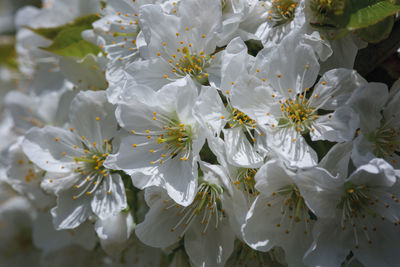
[0,0,399,266]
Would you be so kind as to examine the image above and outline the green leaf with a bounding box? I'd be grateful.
[28,14,99,40]
[346,0,400,30]
[356,15,394,43]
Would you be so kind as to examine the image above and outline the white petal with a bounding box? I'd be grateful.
[59,54,108,91]
[311,106,359,142]
[296,167,343,218]
[22,126,83,173]
[219,37,250,92]
[185,217,235,267]
[95,211,134,255]
[312,68,367,110]
[254,159,295,196]
[91,173,127,220]
[51,188,92,230]
[223,128,263,168]
[124,58,176,91]
[266,128,318,168]
[349,158,397,187]
[304,218,351,267]
[349,82,388,134]
[69,91,118,145]
[255,33,320,98]
[241,195,278,252]
[319,141,353,178]
[135,189,185,248]
[193,86,229,135]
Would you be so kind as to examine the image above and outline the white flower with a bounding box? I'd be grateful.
[242,159,315,266]
[135,161,236,267]
[255,0,305,48]
[123,0,223,89]
[297,158,400,267]
[89,0,154,64]
[105,77,205,205]
[6,137,54,209]
[22,91,126,229]
[350,79,400,169]
[5,89,69,135]
[228,34,361,167]
[216,0,266,46]
[194,84,264,168]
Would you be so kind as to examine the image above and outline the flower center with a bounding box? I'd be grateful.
[270,0,298,27]
[234,168,259,197]
[131,112,194,164]
[71,141,113,199]
[309,0,345,24]
[277,184,308,223]
[337,183,375,219]
[278,95,318,133]
[335,182,400,248]
[368,124,400,161]
[225,104,263,143]
[170,46,212,84]
[266,184,313,236]
[163,181,224,239]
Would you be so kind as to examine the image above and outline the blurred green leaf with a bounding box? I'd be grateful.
[32,14,102,58]
[0,39,18,70]
[28,14,98,40]
[41,26,101,58]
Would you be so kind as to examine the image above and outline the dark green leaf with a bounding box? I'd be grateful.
[346,0,400,30]
[356,15,394,43]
